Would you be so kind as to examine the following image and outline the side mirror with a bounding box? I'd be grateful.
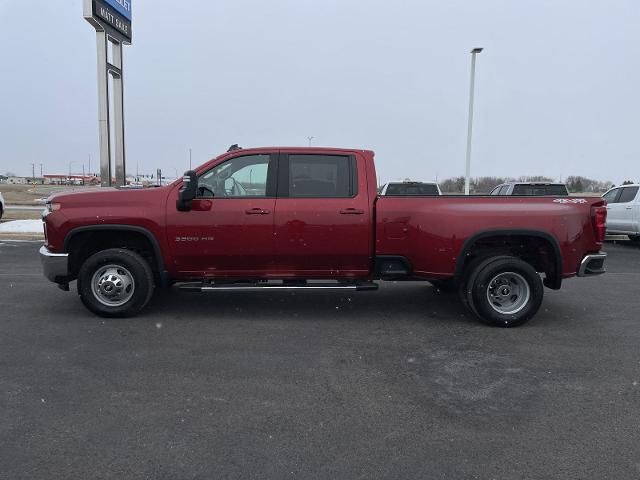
[176,170,198,211]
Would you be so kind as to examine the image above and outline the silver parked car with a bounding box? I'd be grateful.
[490,182,569,196]
[602,184,640,242]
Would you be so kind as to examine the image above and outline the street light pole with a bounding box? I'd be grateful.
[465,47,483,195]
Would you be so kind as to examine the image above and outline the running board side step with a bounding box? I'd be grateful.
[177,281,379,292]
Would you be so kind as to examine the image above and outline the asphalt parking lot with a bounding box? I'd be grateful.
[1,240,639,479]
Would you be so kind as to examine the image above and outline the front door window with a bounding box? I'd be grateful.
[197,154,272,198]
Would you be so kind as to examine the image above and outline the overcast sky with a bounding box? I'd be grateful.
[0,0,638,183]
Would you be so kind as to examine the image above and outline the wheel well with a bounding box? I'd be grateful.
[66,229,160,283]
[456,234,562,289]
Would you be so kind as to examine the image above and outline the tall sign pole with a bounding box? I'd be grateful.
[465,47,483,196]
[84,0,132,187]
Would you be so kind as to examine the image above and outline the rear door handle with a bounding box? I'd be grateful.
[245,208,271,215]
[340,208,364,215]
[626,206,633,210]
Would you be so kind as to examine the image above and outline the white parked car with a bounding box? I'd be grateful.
[379,181,441,196]
[602,184,640,242]
[0,192,5,220]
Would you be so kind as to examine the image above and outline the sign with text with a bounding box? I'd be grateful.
[85,0,132,43]
[103,0,132,22]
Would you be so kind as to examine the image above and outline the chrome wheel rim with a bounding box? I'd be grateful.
[91,264,135,307]
[486,271,530,315]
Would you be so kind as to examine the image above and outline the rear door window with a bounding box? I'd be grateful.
[286,154,355,198]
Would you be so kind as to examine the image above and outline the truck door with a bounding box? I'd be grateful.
[616,186,640,233]
[273,152,372,276]
[604,186,639,234]
[603,187,623,232]
[166,153,278,276]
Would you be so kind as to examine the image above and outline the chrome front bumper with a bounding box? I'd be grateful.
[39,246,69,283]
[577,252,607,277]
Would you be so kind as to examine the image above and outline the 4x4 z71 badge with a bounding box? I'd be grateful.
[553,198,587,204]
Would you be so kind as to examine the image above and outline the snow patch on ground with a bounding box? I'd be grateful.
[0,220,44,233]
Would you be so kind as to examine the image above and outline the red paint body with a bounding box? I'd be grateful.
[44,147,605,283]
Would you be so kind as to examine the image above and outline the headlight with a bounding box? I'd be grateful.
[44,201,61,216]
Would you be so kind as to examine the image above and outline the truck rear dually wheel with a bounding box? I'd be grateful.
[77,248,154,318]
[464,256,543,327]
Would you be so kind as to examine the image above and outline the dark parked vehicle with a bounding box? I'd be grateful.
[490,182,569,196]
[379,181,441,196]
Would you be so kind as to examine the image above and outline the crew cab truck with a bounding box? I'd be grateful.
[40,147,607,327]
[602,184,640,242]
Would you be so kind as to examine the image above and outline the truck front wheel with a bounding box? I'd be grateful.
[464,256,543,327]
[77,248,155,318]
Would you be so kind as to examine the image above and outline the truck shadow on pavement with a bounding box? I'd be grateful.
[143,282,494,328]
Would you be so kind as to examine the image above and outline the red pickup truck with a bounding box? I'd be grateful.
[40,146,607,327]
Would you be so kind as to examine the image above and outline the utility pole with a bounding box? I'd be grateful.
[465,47,483,195]
[189,148,192,169]
[31,163,35,182]
[40,163,43,184]
[307,136,314,147]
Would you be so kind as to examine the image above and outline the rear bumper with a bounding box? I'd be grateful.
[39,246,69,283]
[577,252,607,277]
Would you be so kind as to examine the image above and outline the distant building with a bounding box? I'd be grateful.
[8,176,28,185]
[43,174,99,185]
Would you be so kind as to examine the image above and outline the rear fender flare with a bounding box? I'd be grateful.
[454,229,563,289]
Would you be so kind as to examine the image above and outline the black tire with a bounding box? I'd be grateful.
[465,256,543,328]
[458,255,512,316]
[0,206,3,220]
[629,235,640,243]
[77,248,155,318]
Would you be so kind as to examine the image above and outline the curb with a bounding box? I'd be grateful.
[0,233,44,242]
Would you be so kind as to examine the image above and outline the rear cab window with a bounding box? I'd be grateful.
[384,183,440,196]
[512,184,568,196]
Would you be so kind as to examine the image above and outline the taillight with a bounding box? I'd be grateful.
[591,205,607,245]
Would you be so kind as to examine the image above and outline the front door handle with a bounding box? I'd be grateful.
[626,206,633,210]
[245,208,271,215]
[340,208,364,215]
